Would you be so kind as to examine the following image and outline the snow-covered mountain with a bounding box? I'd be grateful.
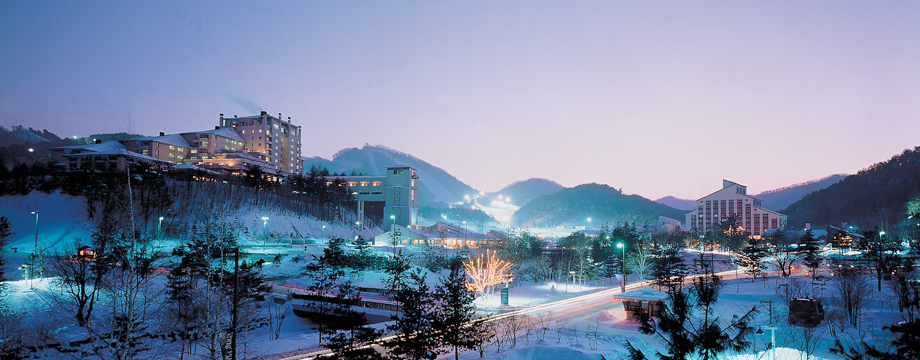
[302,144,476,206]
[0,125,61,145]
[487,178,564,207]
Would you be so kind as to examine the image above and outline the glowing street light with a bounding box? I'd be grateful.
[616,242,625,293]
[321,225,326,245]
[30,211,39,289]
[261,217,269,250]
[158,216,164,239]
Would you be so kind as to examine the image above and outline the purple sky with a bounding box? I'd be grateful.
[3,1,919,200]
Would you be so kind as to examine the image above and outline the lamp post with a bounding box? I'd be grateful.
[321,225,326,246]
[158,216,164,239]
[617,242,625,293]
[587,217,592,230]
[30,211,39,289]
[261,217,269,251]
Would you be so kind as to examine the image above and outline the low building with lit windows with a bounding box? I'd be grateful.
[330,166,419,228]
[53,111,302,178]
[685,180,787,237]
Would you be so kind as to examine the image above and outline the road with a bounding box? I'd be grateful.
[272,268,742,360]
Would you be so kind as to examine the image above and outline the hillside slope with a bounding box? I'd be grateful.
[754,174,847,211]
[512,183,686,228]
[302,144,476,206]
[782,147,920,228]
[488,178,564,206]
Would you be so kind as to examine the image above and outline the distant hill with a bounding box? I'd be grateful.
[654,196,696,211]
[302,144,476,206]
[0,125,62,145]
[753,174,848,211]
[782,147,920,229]
[486,178,564,206]
[512,183,686,228]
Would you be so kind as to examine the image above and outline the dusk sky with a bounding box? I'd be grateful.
[2,1,919,200]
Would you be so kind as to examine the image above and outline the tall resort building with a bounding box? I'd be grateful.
[685,180,787,238]
[220,111,303,175]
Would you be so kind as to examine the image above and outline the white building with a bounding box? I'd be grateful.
[685,180,787,237]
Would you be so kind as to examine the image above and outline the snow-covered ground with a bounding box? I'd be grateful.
[1,192,907,359]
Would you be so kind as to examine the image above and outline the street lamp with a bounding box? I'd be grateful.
[463,221,467,247]
[587,217,592,230]
[158,216,164,239]
[30,211,39,289]
[261,217,269,251]
[321,225,326,245]
[616,242,625,293]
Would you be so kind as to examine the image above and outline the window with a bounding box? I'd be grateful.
[191,149,197,153]
[201,141,208,147]
[169,145,176,150]
[348,182,358,187]
[360,181,370,186]
[372,181,382,187]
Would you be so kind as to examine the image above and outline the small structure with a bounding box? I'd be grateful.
[615,288,668,321]
[789,298,825,327]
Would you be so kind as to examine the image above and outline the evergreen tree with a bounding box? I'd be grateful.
[323,280,384,359]
[385,268,440,360]
[732,239,768,281]
[627,271,757,360]
[433,258,478,360]
[304,259,345,343]
[0,217,12,290]
[651,247,690,292]
[799,229,822,275]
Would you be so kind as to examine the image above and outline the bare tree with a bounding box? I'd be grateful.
[626,241,652,287]
[43,240,108,327]
[267,291,292,340]
[534,311,553,341]
[775,277,809,308]
[785,325,827,360]
[830,266,873,328]
[585,318,601,350]
[553,317,569,343]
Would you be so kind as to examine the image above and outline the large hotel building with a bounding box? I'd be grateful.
[685,180,787,237]
[52,111,302,177]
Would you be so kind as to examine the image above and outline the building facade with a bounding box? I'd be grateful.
[685,180,787,237]
[220,111,303,175]
[331,166,419,228]
[54,112,302,178]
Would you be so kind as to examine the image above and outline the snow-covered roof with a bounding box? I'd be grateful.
[51,141,127,152]
[62,148,170,163]
[616,288,669,301]
[191,127,245,143]
[131,134,190,148]
[174,163,221,174]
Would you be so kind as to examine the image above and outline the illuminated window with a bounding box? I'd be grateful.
[169,145,175,150]
[191,149,197,153]
[360,181,369,186]
[348,182,358,187]
[201,141,208,147]
[372,181,382,186]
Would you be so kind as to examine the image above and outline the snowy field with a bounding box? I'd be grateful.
[1,192,906,359]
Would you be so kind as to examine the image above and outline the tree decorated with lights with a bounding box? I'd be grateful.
[464,250,512,299]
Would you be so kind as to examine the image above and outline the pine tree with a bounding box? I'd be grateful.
[627,271,757,360]
[799,229,821,276]
[385,268,440,360]
[0,217,13,290]
[732,239,768,281]
[433,258,478,360]
[323,280,384,359]
[651,247,689,292]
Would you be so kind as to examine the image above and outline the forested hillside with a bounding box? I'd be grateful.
[782,146,920,228]
[511,183,686,227]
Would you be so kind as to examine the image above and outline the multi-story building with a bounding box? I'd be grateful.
[330,166,419,228]
[685,180,787,238]
[220,111,302,175]
[55,112,302,178]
